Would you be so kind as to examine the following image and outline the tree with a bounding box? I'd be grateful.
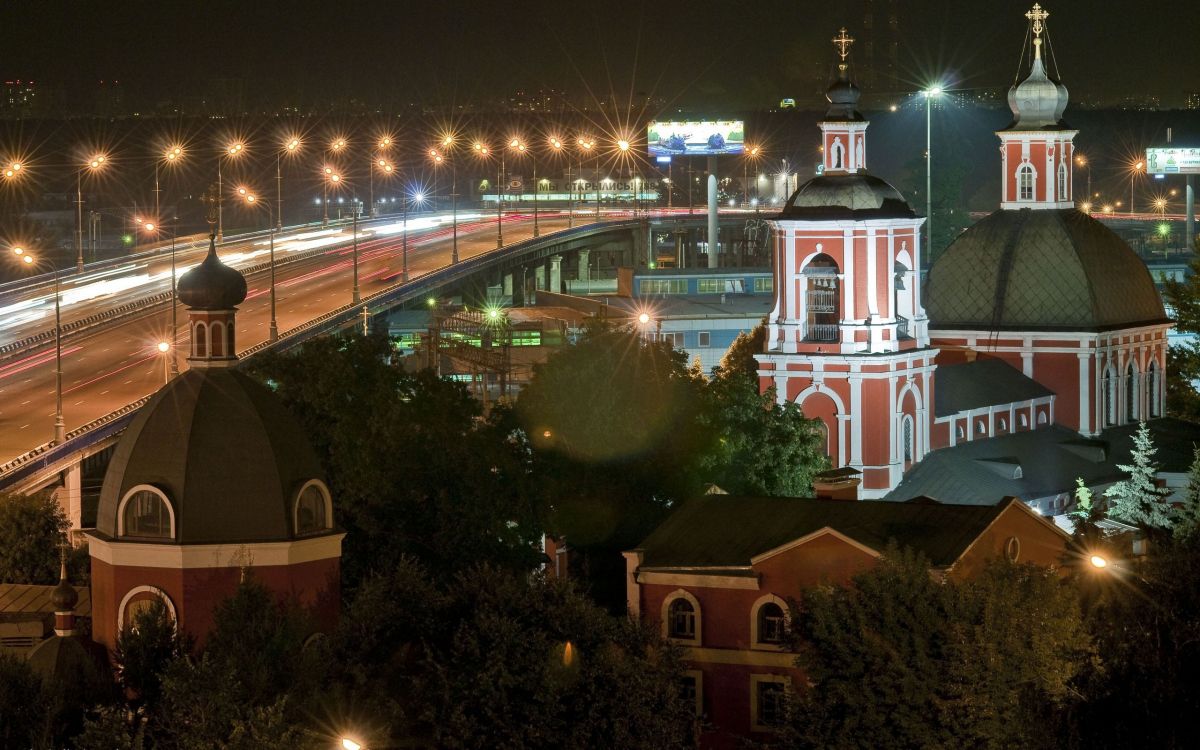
[783,547,1093,749]
[329,557,695,749]
[0,653,44,748]
[1104,421,1172,527]
[1161,235,1200,420]
[114,598,190,711]
[245,333,546,589]
[0,491,72,584]
[716,321,767,386]
[1175,446,1200,538]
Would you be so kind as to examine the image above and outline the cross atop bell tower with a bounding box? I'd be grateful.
[820,27,867,174]
[1026,3,1049,58]
[832,27,855,66]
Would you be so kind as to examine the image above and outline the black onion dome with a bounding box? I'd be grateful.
[96,368,328,544]
[51,577,78,612]
[927,209,1168,331]
[824,74,864,121]
[177,237,247,310]
[775,173,915,221]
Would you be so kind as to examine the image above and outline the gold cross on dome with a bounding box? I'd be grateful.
[832,27,855,61]
[1026,3,1049,38]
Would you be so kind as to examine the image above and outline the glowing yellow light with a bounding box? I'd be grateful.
[143,222,156,231]
[379,136,393,148]
[509,138,520,149]
[638,312,650,324]
[1089,554,1108,569]
[157,341,170,353]
[549,137,562,149]
[324,166,333,175]
[227,142,244,156]
[377,158,386,167]
[383,164,393,173]
[617,139,631,151]
[22,254,34,265]
[441,135,454,147]
[286,138,301,152]
[340,739,363,750]
[330,174,341,183]
[12,245,25,256]
[332,138,347,151]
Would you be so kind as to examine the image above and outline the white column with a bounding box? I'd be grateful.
[1077,351,1091,435]
[866,228,879,318]
[849,374,863,466]
[61,462,82,532]
[842,230,855,323]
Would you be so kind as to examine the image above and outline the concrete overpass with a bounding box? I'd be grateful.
[0,209,764,524]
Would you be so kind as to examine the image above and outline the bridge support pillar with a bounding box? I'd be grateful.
[503,272,513,297]
[577,249,590,283]
[707,155,719,269]
[59,462,82,532]
[549,255,562,294]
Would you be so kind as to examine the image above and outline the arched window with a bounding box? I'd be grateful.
[663,591,700,643]
[194,322,208,358]
[975,419,987,436]
[294,480,332,536]
[1057,161,1068,201]
[1017,163,1035,201]
[998,417,1009,432]
[1037,410,1049,426]
[756,602,787,645]
[1102,366,1117,427]
[118,486,174,539]
[956,424,965,440]
[814,419,831,458]
[803,254,840,343]
[118,586,176,634]
[1148,359,1161,418]
[1019,412,1029,429]
[210,321,225,357]
[831,137,845,170]
[902,415,914,464]
[1126,362,1140,422]
[226,323,235,357]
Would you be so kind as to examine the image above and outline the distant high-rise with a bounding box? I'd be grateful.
[858,0,901,93]
[1185,91,1200,110]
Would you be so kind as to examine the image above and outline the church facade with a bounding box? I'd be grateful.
[757,6,1173,503]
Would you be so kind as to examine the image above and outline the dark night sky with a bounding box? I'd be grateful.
[2,0,1198,111]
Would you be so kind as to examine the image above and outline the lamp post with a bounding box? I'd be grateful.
[371,135,393,219]
[616,137,634,216]
[576,136,598,220]
[156,145,182,227]
[922,86,944,259]
[278,136,301,230]
[440,134,460,262]
[237,188,280,341]
[1131,160,1145,216]
[77,154,108,270]
[137,219,180,373]
[1075,154,1090,209]
[508,137,536,237]
[325,136,348,225]
[13,249,65,443]
[473,141,504,249]
[745,145,763,210]
[549,136,569,228]
[402,187,428,283]
[217,140,245,242]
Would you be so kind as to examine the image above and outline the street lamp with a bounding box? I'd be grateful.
[216,140,245,242]
[2,160,21,180]
[1130,160,1145,215]
[341,739,363,750]
[436,133,462,262]
[577,136,598,220]
[474,140,506,249]
[324,136,349,225]
[508,137,540,237]
[548,136,573,228]
[616,137,635,216]
[1088,554,1108,569]
[922,85,945,259]
[76,154,108,270]
[277,135,302,230]
[370,135,393,219]
[1075,154,1091,209]
[401,187,428,283]
[237,188,281,341]
[745,145,764,211]
[11,249,65,443]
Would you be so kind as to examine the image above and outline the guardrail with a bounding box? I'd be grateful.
[0,216,643,490]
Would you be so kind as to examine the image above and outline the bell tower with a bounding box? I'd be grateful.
[998,4,1078,210]
[757,31,936,499]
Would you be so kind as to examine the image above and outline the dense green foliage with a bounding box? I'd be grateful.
[782,548,1093,749]
[1104,421,1172,527]
[0,490,86,584]
[1161,235,1200,420]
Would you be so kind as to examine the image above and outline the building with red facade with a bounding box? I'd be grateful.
[756,7,1180,507]
[623,491,1071,749]
[86,235,343,653]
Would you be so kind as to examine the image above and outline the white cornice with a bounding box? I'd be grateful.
[86,532,345,569]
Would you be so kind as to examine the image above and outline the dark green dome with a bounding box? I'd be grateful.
[775,173,916,221]
[927,209,1167,332]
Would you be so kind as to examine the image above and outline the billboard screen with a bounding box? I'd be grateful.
[647,120,744,157]
[1147,147,1200,175]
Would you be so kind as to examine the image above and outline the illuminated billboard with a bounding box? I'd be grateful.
[647,120,744,157]
[1147,147,1200,175]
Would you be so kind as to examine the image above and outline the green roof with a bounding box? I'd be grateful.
[635,495,1015,569]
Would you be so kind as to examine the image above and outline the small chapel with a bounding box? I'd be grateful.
[756,5,1190,509]
[85,213,343,653]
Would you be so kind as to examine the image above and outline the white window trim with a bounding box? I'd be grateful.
[1057,161,1068,201]
[661,588,702,645]
[117,585,177,634]
[750,673,791,732]
[116,484,176,539]
[750,594,790,652]
[1017,162,1036,201]
[293,479,333,536]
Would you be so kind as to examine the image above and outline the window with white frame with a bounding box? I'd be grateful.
[756,601,787,645]
[119,486,174,539]
[1017,163,1035,201]
[1103,366,1117,427]
[698,331,711,348]
[1057,161,1068,201]
[665,593,699,642]
[294,480,332,536]
[680,671,703,717]
[751,675,789,730]
[1148,360,1161,417]
[902,415,914,463]
[1126,363,1139,422]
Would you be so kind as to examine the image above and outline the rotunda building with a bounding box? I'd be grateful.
[86,236,343,652]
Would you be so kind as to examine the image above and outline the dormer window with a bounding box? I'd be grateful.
[118,486,175,539]
[294,480,333,536]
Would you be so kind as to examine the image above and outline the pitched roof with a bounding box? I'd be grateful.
[934,359,1054,417]
[0,584,91,618]
[635,495,1015,570]
[886,417,1200,504]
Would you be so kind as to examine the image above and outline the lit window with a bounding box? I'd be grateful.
[121,488,172,539]
[295,482,331,536]
[668,597,697,640]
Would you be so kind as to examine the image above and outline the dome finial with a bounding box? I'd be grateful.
[832,27,855,74]
[1026,3,1050,60]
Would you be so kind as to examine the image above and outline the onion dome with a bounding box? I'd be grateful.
[1004,53,1067,130]
[50,561,78,612]
[825,75,864,122]
[177,236,247,310]
[95,368,330,545]
[926,209,1168,331]
[777,173,915,221]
